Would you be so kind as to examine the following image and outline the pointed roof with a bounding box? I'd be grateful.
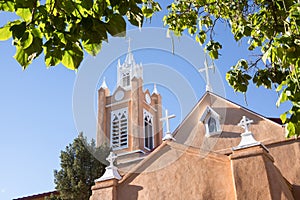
[100,78,108,89]
[171,91,285,153]
[152,84,159,95]
[123,37,136,67]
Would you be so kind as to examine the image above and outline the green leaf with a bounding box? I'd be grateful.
[276,91,288,107]
[10,22,26,39]
[209,50,219,59]
[81,0,93,10]
[16,8,32,21]
[82,41,102,56]
[62,43,83,70]
[286,122,296,138]
[0,25,12,41]
[45,49,63,67]
[13,47,28,69]
[0,0,14,12]
[280,112,287,123]
[105,14,126,37]
[60,0,76,14]
[21,31,33,49]
[127,5,144,27]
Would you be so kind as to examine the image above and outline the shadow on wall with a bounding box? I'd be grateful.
[293,185,300,199]
[118,185,143,200]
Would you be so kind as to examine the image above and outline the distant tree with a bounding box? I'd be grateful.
[52,133,110,200]
[45,193,61,200]
[164,0,300,137]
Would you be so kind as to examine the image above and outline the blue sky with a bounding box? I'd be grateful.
[0,2,291,200]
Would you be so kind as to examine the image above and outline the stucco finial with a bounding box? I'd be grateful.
[233,116,268,151]
[238,116,253,133]
[94,152,121,182]
[107,152,117,167]
[160,109,176,141]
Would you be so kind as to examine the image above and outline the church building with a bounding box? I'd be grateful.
[90,46,300,199]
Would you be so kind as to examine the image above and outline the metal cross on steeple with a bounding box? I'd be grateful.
[160,109,176,141]
[199,54,214,92]
[126,37,132,52]
[160,109,176,134]
[106,152,118,167]
[237,116,253,133]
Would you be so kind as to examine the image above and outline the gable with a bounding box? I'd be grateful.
[173,92,285,153]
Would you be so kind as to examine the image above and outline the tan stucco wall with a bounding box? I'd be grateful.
[117,143,235,200]
[267,140,300,198]
[230,146,294,200]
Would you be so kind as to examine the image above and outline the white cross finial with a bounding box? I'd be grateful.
[127,37,132,52]
[160,109,176,134]
[106,152,117,167]
[199,54,214,92]
[238,116,253,133]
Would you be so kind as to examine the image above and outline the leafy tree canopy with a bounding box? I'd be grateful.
[0,0,160,70]
[52,133,110,200]
[164,0,300,137]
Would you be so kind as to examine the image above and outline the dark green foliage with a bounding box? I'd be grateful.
[0,0,161,70]
[53,133,110,200]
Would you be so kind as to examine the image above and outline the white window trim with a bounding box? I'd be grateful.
[110,107,128,150]
[200,106,222,137]
[204,115,221,137]
[143,109,154,151]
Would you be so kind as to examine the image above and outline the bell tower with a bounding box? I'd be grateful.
[96,44,163,157]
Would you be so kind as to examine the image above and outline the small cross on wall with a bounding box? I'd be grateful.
[238,116,254,133]
[106,152,117,168]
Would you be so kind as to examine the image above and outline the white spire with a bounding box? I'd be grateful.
[152,84,159,94]
[100,77,108,89]
[199,54,214,92]
[124,37,135,66]
[117,37,142,89]
[160,109,176,141]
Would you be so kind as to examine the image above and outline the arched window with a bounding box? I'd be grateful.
[208,117,217,133]
[122,72,130,87]
[200,106,221,137]
[144,110,154,150]
[111,108,128,150]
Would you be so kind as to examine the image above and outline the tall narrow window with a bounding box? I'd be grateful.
[144,110,154,150]
[208,117,217,133]
[122,72,130,87]
[111,108,128,150]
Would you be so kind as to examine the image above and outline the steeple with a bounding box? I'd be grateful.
[100,77,108,89]
[152,84,159,95]
[97,39,163,157]
[199,54,214,92]
[117,38,143,90]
